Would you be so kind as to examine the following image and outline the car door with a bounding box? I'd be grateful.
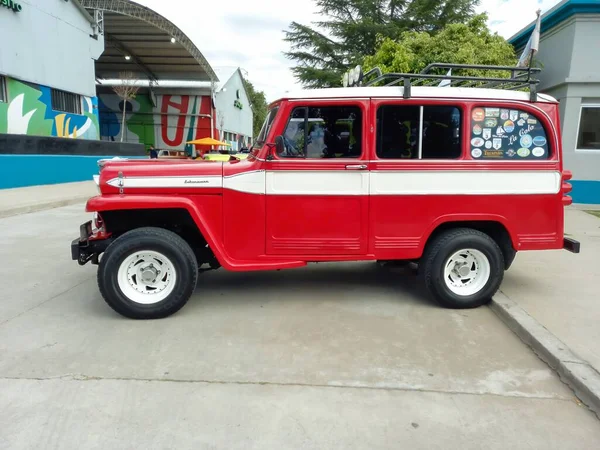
[264,100,370,256]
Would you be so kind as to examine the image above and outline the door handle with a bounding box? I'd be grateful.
[345,164,368,170]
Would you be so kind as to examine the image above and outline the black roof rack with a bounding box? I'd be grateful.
[355,63,542,102]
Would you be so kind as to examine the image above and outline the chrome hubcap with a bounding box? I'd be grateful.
[117,251,177,304]
[443,249,491,297]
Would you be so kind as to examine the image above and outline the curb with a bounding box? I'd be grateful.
[0,196,90,219]
[491,291,600,419]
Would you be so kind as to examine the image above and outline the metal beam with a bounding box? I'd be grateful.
[104,34,159,81]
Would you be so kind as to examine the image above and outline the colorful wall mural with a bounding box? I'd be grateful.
[98,93,217,153]
[0,77,99,139]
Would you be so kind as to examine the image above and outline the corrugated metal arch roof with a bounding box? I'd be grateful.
[80,0,217,82]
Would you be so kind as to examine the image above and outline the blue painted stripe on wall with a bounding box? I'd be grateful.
[570,180,600,205]
[0,155,144,190]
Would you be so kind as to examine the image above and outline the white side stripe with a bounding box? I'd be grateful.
[105,171,562,196]
[107,176,222,188]
[266,171,369,196]
[371,171,561,195]
[224,171,265,194]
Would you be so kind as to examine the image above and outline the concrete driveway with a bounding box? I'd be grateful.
[1,205,599,449]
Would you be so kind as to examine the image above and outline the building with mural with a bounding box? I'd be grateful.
[509,0,600,204]
[1,0,252,157]
[96,66,253,152]
[0,0,104,139]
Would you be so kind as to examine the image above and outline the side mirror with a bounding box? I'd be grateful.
[274,135,285,157]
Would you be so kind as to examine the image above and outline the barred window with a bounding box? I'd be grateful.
[0,76,7,103]
[51,89,82,114]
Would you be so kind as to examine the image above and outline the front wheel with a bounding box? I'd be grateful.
[420,228,504,309]
[98,227,198,319]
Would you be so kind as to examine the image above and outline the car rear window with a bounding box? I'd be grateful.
[470,107,550,160]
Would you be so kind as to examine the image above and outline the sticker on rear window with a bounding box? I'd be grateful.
[520,134,533,148]
[472,108,485,121]
[504,120,515,133]
[485,108,500,117]
[517,148,531,157]
[471,137,485,147]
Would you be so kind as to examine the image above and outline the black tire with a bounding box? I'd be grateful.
[98,227,198,319]
[420,228,504,309]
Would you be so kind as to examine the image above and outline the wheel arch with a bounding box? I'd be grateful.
[421,215,517,270]
[86,195,228,269]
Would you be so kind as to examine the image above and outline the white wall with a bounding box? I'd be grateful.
[215,69,253,148]
[0,0,104,97]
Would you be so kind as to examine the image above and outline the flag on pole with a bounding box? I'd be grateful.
[438,69,452,87]
[517,9,542,68]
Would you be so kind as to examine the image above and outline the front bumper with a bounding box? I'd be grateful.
[71,220,113,265]
[563,237,581,254]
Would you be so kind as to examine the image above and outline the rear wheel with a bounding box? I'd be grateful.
[420,228,504,309]
[98,227,198,319]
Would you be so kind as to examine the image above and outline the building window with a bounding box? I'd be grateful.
[577,106,600,150]
[51,89,82,114]
[278,105,362,158]
[469,106,550,159]
[0,75,7,103]
[377,105,462,159]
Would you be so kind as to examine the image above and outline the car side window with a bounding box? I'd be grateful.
[279,106,362,158]
[470,107,550,159]
[377,105,462,159]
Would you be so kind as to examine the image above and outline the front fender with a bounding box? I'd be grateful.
[85,194,234,269]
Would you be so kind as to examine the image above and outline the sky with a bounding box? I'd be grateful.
[136,0,563,103]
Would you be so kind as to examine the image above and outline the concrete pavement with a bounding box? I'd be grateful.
[0,181,96,218]
[1,204,599,449]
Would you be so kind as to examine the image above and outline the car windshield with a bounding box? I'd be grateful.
[253,106,279,148]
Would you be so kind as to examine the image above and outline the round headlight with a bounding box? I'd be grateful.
[354,65,363,86]
[342,72,349,87]
[349,67,358,86]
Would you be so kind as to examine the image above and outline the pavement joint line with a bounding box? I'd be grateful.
[491,291,600,420]
[0,196,90,219]
[0,375,576,402]
[0,275,95,327]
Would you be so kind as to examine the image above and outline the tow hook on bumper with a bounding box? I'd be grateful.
[563,237,581,254]
[71,221,113,265]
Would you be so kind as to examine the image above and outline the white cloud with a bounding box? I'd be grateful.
[135,0,562,103]
[477,0,561,38]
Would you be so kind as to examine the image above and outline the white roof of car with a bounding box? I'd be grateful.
[275,86,558,104]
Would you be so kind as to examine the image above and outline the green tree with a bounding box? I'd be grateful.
[363,14,517,80]
[242,78,268,139]
[284,0,479,88]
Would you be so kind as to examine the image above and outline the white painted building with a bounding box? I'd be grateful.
[212,67,253,150]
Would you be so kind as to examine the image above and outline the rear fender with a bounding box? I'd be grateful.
[85,195,233,269]
[420,213,518,259]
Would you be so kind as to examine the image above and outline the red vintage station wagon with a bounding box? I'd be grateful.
[72,64,580,319]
